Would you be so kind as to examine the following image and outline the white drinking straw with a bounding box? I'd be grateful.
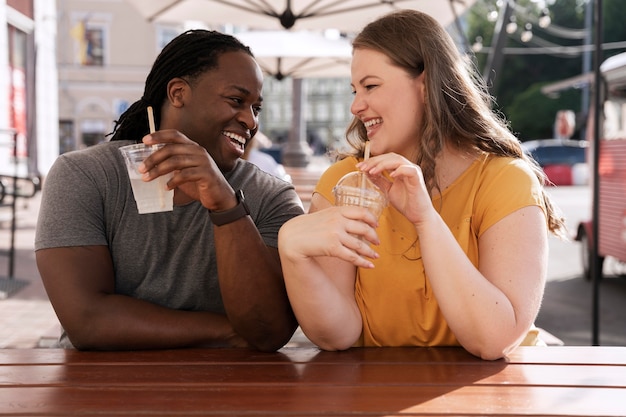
[361,141,370,191]
[146,106,165,208]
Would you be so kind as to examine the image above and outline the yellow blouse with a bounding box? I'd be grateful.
[315,155,546,347]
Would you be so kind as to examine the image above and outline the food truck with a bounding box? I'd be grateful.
[575,52,626,279]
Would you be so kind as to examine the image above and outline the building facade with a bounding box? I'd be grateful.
[1,0,355,177]
[1,0,56,178]
[260,76,353,156]
[56,0,167,154]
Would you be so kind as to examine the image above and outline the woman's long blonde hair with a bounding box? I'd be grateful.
[344,9,566,237]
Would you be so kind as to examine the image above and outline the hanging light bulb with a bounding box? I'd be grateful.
[539,8,551,28]
[506,15,518,34]
[472,36,483,53]
[488,9,499,22]
[521,23,533,42]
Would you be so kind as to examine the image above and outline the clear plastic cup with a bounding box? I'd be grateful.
[119,143,173,214]
[332,171,387,219]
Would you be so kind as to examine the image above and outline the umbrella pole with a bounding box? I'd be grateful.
[282,78,312,168]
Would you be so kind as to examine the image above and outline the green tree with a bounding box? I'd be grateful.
[507,83,581,139]
[465,0,626,141]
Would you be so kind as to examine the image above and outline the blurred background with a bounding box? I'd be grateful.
[3,0,626,176]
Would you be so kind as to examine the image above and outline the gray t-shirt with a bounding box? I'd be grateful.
[35,140,303,346]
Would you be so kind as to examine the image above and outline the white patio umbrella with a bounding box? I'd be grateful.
[234,30,352,167]
[125,0,477,167]
[126,0,477,31]
[235,30,351,80]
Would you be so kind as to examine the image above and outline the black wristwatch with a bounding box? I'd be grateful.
[208,189,250,226]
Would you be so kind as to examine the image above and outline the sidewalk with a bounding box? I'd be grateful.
[0,192,61,348]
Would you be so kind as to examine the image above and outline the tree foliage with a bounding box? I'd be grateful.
[465,0,626,141]
[507,83,581,139]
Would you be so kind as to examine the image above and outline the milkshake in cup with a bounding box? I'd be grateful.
[119,143,174,214]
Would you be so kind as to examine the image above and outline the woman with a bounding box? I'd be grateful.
[278,10,566,360]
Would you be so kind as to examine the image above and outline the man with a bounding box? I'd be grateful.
[35,30,302,351]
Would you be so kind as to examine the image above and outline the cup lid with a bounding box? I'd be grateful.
[332,171,387,201]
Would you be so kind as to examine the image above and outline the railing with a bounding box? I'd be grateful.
[284,166,324,212]
[0,129,41,298]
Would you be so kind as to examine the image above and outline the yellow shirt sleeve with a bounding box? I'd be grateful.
[314,156,360,204]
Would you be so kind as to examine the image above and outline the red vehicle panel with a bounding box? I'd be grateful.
[596,140,626,262]
[575,52,626,279]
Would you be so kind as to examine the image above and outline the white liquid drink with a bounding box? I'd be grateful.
[120,143,174,214]
[128,176,173,214]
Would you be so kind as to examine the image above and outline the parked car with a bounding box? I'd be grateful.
[521,139,589,186]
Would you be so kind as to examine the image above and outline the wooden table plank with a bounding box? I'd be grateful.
[1,363,624,388]
[0,347,624,416]
[2,346,623,365]
[0,346,499,365]
[1,386,624,416]
[0,347,301,365]
[504,346,626,365]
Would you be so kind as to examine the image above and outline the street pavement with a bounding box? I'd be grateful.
[0,177,624,349]
[536,185,626,346]
[0,192,61,348]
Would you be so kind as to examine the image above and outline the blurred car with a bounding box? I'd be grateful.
[521,139,589,186]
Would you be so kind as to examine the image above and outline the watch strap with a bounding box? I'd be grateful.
[208,190,250,226]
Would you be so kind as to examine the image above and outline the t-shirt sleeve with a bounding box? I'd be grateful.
[35,153,109,250]
[473,158,546,237]
[314,156,358,205]
[242,167,305,248]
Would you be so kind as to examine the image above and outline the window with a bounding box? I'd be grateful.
[70,15,109,66]
[80,119,107,148]
[157,26,180,51]
[59,120,75,154]
[314,101,329,122]
[84,27,104,66]
[332,102,346,122]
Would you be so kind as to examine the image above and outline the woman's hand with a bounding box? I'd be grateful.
[357,153,433,225]
[279,205,380,269]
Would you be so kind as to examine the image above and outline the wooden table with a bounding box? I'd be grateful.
[1,346,624,416]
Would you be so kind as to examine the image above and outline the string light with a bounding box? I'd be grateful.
[488,9,499,22]
[539,8,551,28]
[506,14,518,34]
[521,23,533,42]
[473,0,560,51]
[472,0,601,57]
[472,36,484,52]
